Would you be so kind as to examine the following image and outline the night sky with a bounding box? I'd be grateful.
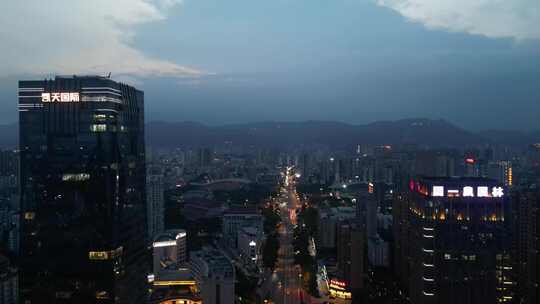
[1,0,539,130]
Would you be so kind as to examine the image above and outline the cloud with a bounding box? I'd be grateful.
[376,0,540,40]
[0,0,206,78]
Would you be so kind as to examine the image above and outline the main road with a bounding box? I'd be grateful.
[272,183,304,304]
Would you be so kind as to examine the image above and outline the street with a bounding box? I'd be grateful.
[271,184,304,304]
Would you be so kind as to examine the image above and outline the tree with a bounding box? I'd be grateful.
[262,233,279,270]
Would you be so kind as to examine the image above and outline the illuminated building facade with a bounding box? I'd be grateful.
[237,226,262,267]
[394,177,514,304]
[148,268,202,304]
[18,76,146,303]
[328,279,352,300]
[152,230,188,274]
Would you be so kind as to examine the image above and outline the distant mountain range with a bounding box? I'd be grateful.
[1,119,539,149]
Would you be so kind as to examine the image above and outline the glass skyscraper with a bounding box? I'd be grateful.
[18,76,146,303]
[394,177,514,304]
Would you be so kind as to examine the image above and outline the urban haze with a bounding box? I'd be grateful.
[0,1,539,304]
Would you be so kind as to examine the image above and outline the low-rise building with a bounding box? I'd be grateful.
[149,268,202,304]
[222,207,262,248]
[190,247,235,304]
[152,230,187,275]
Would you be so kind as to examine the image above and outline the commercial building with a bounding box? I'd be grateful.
[148,268,202,304]
[152,230,188,275]
[328,278,352,300]
[18,76,146,303]
[190,247,235,304]
[394,177,514,304]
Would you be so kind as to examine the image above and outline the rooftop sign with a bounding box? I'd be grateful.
[431,185,504,198]
[42,92,79,102]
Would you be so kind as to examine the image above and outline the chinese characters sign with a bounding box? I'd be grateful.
[431,185,504,198]
[42,92,80,102]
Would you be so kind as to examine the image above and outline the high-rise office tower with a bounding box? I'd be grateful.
[147,166,165,240]
[18,76,146,303]
[394,177,514,304]
[513,189,539,304]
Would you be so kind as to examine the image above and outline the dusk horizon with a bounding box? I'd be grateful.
[2,1,539,304]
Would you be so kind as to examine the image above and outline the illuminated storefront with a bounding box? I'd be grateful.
[329,279,352,299]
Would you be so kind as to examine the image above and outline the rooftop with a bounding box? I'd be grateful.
[191,247,234,278]
[154,229,187,243]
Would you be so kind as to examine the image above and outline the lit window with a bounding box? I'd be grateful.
[89,247,123,260]
[62,173,90,182]
[90,124,107,132]
[89,251,109,260]
[96,291,109,299]
[444,253,451,260]
[93,114,107,121]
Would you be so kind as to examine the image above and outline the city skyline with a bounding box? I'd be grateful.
[1,1,540,130]
[1,2,540,303]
